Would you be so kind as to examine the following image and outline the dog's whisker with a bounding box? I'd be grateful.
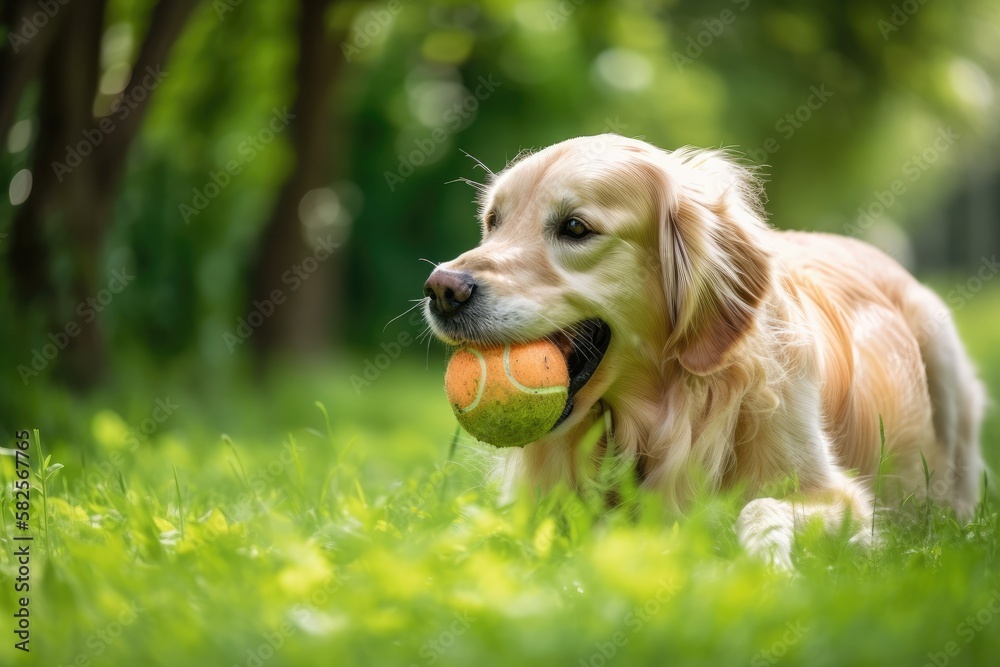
[461,150,495,177]
[540,316,603,358]
[446,177,490,193]
[410,134,987,572]
[382,298,428,334]
[535,315,599,358]
[425,327,433,370]
[536,313,567,336]
[418,257,439,268]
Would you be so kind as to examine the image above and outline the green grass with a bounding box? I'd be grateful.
[2,284,1000,666]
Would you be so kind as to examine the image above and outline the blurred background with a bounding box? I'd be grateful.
[1,0,999,444]
[5,4,1000,663]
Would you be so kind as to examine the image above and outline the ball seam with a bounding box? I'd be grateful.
[502,344,569,396]
[456,348,488,414]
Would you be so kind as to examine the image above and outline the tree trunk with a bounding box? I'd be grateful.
[0,0,68,140]
[6,0,199,387]
[8,0,105,321]
[249,0,345,357]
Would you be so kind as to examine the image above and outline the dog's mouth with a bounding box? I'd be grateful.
[433,308,611,432]
[547,318,611,427]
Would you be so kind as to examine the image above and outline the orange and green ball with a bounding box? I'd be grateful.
[444,340,570,447]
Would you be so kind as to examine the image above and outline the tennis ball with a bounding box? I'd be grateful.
[445,340,569,448]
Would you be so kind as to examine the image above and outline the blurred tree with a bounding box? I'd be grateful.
[248,0,345,356]
[339,0,1000,343]
[4,0,199,386]
[0,0,997,396]
[0,1,63,138]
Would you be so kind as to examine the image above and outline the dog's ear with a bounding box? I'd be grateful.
[646,149,772,376]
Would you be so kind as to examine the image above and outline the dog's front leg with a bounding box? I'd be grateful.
[736,477,873,570]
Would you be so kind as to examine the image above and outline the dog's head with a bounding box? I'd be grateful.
[424,134,772,438]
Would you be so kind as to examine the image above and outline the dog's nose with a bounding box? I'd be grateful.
[424,269,475,316]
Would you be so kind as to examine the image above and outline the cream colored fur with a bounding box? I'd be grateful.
[426,134,986,568]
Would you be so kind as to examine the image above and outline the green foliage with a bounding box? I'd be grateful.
[1,283,999,666]
[3,0,999,370]
[1,3,1000,662]
[0,383,998,666]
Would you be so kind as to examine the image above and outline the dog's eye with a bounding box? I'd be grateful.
[559,218,591,240]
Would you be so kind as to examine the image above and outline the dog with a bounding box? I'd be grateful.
[422,134,986,567]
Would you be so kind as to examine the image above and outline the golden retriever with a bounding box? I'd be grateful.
[422,134,986,567]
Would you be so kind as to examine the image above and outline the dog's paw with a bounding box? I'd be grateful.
[737,497,797,571]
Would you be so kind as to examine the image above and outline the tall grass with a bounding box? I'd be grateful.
[0,284,998,666]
